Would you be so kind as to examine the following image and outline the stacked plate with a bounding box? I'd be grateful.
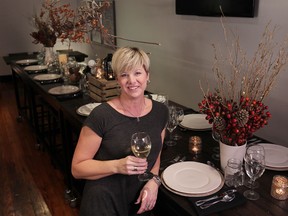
[161,161,224,197]
[76,103,101,116]
[34,74,62,83]
[180,114,212,131]
[48,85,80,96]
[258,143,288,171]
[16,59,38,66]
[24,65,48,73]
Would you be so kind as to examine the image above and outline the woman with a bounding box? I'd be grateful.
[71,47,168,216]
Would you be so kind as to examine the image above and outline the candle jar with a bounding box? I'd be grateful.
[189,136,202,154]
[224,158,244,187]
[271,175,288,200]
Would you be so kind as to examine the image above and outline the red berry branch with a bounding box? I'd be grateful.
[199,19,288,146]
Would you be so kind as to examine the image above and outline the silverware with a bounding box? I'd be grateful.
[195,189,237,206]
[179,156,186,162]
[170,155,181,163]
[200,193,235,209]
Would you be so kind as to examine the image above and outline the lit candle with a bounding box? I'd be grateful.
[189,136,202,154]
[271,175,288,200]
[58,54,68,64]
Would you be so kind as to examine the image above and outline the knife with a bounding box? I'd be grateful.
[195,189,237,206]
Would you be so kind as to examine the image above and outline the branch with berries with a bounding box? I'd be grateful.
[199,19,288,146]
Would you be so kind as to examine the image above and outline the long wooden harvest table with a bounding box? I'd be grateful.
[4,53,288,215]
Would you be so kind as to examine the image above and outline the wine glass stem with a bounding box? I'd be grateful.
[250,179,255,193]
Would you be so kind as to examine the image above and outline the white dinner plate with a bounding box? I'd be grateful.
[258,143,288,170]
[149,94,167,103]
[24,65,48,72]
[162,161,224,197]
[179,114,212,130]
[48,85,80,95]
[76,103,101,116]
[34,74,62,81]
[16,59,38,65]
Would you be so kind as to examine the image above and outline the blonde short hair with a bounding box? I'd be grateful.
[111,47,150,77]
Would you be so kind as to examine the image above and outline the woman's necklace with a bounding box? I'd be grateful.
[119,98,146,122]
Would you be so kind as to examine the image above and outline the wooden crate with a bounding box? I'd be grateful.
[87,74,119,102]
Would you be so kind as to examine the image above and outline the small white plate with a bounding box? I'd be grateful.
[34,74,62,81]
[258,143,288,170]
[16,59,38,65]
[76,103,101,116]
[162,161,224,197]
[24,65,48,72]
[48,85,80,95]
[180,114,212,130]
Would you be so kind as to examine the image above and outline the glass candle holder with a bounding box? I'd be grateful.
[270,175,288,200]
[189,136,202,154]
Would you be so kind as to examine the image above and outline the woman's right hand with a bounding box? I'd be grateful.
[118,155,148,175]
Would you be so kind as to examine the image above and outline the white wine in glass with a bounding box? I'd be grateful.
[131,132,152,181]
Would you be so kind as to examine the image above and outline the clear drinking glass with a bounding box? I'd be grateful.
[244,144,265,189]
[173,107,184,140]
[225,158,244,187]
[165,106,178,146]
[131,132,152,181]
[156,94,168,106]
[244,145,266,200]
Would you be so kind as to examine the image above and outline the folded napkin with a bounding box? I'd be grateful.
[188,187,246,216]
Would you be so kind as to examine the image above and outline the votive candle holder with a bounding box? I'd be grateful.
[189,136,202,154]
[270,175,288,200]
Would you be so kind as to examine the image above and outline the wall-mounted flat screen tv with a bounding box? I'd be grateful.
[176,0,256,18]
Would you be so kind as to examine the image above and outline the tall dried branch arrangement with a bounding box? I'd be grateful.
[31,0,161,49]
[78,0,161,49]
[199,19,288,146]
[212,19,288,104]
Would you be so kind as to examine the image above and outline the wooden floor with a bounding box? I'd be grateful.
[0,81,79,216]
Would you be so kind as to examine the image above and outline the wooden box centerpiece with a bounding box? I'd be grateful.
[87,74,119,102]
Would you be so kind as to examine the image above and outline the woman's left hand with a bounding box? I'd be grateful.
[135,179,159,214]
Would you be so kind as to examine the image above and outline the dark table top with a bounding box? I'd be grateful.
[3,50,88,65]
[8,58,288,216]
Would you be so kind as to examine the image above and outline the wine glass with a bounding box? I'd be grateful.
[165,106,178,146]
[243,145,266,200]
[131,132,152,181]
[244,144,265,189]
[173,107,184,140]
[156,94,168,106]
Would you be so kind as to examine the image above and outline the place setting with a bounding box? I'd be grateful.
[258,143,288,171]
[33,73,63,84]
[15,58,38,66]
[179,113,212,131]
[76,102,101,116]
[161,161,246,215]
[48,85,82,99]
[24,64,48,74]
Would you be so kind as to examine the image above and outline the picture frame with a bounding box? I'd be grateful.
[90,0,116,46]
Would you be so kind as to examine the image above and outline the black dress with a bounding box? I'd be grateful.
[80,100,168,216]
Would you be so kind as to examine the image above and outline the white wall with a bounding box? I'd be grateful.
[1,0,287,147]
[112,0,288,147]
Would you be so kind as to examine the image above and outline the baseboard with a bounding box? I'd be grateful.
[0,75,13,82]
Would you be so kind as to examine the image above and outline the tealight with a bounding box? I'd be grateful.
[271,175,288,200]
[58,53,68,64]
[189,136,202,154]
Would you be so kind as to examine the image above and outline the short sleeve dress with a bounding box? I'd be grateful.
[79,100,168,216]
